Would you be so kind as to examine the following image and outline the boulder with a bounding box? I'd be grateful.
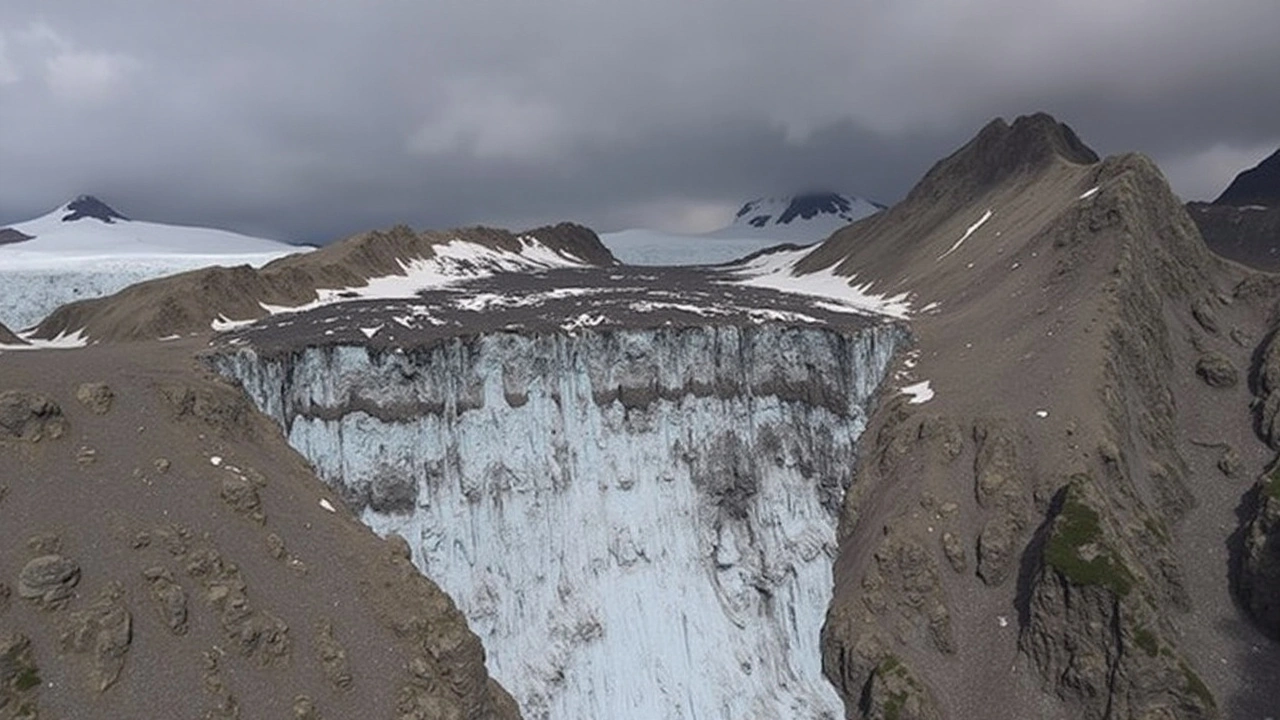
[0,391,67,442]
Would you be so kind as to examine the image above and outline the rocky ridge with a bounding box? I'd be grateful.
[805,114,1278,719]
[30,223,613,344]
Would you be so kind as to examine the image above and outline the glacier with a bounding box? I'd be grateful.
[215,322,902,720]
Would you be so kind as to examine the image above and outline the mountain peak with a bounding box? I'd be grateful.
[733,192,884,228]
[1213,148,1280,207]
[61,195,129,224]
[909,113,1099,204]
[720,192,883,241]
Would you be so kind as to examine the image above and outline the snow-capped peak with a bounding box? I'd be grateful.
[706,192,884,243]
[0,196,308,330]
[60,195,129,224]
[2,197,298,256]
[734,192,877,227]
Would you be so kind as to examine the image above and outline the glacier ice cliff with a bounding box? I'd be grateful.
[215,322,901,719]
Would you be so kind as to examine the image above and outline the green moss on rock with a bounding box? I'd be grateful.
[1044,478,1134,596]
[1132,626,1159,658]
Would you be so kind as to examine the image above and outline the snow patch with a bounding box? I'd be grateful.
[938,209,993,261]
[901,380,934,404]
[1078,186,1100,200]
[211,315,259,332]
[729,247,912,319]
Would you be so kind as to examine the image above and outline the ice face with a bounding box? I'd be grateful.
[215,322,901,720]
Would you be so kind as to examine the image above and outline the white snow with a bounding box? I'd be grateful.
[901,380,934,404]
[217,324,902,720]
[561,313,607,332]
[319,498,336,512]
[0,202,305,329]
[211,315,259,332]
[0,328,88,351]
[8,203,297,256]
[276,236,593,315]
[937,209,993,261]
[209,456,223,467]
[728,247,913,319]
[1078,186,1100,200]
[1035,409,1049,418]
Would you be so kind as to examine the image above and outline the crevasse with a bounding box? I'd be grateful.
[215,323,901,720]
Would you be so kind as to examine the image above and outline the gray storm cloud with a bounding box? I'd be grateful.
[1,0,1277,241]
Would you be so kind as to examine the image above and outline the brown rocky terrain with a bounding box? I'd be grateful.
[0,323,23,346]
[807,113,1280,719]
[29,223,611,345]
[0,339,521,719]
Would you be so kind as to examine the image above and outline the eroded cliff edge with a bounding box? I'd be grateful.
[214,320,904,720]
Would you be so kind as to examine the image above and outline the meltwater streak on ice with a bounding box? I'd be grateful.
[217,324,901,720]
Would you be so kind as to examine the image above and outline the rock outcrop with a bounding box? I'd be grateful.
[0,392,66,442]
[1237,473,1280,639]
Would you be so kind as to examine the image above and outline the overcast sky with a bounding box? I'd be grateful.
[2,1,1278,243]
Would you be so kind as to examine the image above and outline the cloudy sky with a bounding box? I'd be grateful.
[2,1,1278,243]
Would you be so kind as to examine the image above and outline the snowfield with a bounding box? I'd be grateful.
[600,229,783,266]
[0,199,306,330]
[601,192,883,266]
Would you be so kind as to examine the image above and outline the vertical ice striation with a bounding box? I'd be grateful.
[216,323,901,720]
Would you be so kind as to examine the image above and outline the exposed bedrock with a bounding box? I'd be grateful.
[1238,473,1280,639]
[215,322,903,720]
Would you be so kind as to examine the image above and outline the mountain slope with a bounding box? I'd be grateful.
[31,223,615,344]
[0,340,520,719]
[3,196,294,256]
[1188,149,1280,271]
[0,320,25,345]
[1214,149,1280,207]
[761,113,1280,719]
